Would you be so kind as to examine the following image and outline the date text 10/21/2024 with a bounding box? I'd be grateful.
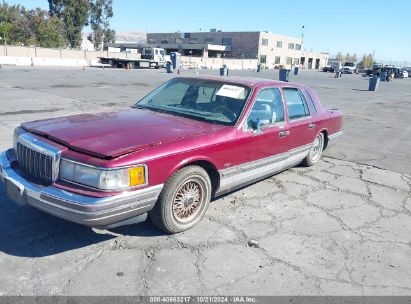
[149,296,257,303]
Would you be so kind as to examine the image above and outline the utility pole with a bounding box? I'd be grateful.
[301,25,305,48]
[242,53,244,69]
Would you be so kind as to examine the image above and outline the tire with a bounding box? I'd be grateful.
[149,166,212,234]
[302,132,325,167]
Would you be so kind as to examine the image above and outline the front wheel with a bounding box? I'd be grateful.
[302,132,325,166]
[149,166,212,234]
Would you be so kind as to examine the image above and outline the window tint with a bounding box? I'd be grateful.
[305,90,317,116]
[283,88,310,120]
[246,88,284,129]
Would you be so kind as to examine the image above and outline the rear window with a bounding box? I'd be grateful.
[283,88,310,120]
[304,90,317,116]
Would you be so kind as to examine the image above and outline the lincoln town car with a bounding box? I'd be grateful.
[0,76,343,233]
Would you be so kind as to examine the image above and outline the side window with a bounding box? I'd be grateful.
[283,88,310,120]
[304,89,317,116]
[246,88,285,129]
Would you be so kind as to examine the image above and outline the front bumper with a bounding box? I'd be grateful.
[0,149,163,228]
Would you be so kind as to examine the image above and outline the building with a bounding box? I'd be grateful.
[147,30,329,69]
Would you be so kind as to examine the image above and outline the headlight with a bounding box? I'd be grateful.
[60,159,147,191]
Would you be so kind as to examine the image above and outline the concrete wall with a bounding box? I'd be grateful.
[0,45,142,67]
[0,44,327,70]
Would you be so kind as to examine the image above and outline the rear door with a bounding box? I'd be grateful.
[282,87,317,155]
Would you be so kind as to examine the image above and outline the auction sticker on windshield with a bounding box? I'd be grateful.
[216,85,246,99]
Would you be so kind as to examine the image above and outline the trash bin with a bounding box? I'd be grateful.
[166,62,173,73]
[368,76,380,91]
[380,72,387,82]
[279,69,290,82]
[220,65,228,76]
[294,66,299,75]
[170,52,181,69]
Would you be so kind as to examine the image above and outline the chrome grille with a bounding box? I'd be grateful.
[17,142,53,183]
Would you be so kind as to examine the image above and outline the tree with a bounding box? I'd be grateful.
[30,8,67,48]
[0,1,23,23]
[48,0,90,48]
[336,52,344,64]
[0,1,67,47]
[359,53,374,68]
[352,53,357,63]
[0,21,12,44]
[88,0,114,50]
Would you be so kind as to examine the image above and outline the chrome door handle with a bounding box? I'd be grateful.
[308,123,315,129]
[279,130,290,137]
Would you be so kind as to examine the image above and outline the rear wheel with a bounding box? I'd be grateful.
[302,132,325,167]
[149,166,212,234]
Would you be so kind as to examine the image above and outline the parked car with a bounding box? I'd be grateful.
[342,62,357,74]
[400,69,409,78]
[322,66,334,72]
[0,76,343,233]
[322,60,341,73]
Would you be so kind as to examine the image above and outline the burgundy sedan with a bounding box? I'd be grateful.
[0,76,342,233]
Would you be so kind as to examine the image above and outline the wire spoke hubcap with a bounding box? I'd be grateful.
[310,134,324,162]
[172,180,204,223]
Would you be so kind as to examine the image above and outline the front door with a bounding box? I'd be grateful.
[217,87,290,193]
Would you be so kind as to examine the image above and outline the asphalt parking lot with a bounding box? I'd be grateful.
[0,67,410,296]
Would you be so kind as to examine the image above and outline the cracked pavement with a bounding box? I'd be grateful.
[0,67,410,296]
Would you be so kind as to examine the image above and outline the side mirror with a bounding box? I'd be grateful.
[251,119,270,134]
[251,119,262,132]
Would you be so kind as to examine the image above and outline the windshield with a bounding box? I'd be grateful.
[344,62,355,67]
[134,78,251,126]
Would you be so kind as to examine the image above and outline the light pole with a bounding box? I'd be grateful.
[242,53,244,69]
[301,25,305,48]
[301,25,305,68]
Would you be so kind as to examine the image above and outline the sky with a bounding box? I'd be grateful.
[5,0,411,63]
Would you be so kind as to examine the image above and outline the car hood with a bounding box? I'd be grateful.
[22,109,224,158]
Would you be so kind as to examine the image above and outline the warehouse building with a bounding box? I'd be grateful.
[147,30,329,69]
